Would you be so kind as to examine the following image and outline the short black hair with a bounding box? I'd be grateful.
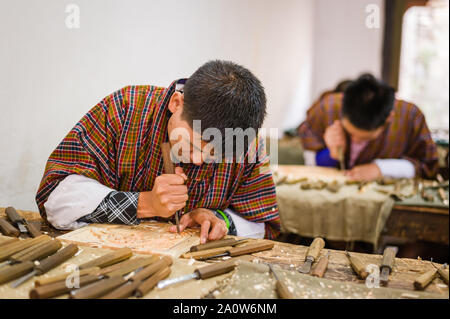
[342,74,395,130]
[182,60,266,135]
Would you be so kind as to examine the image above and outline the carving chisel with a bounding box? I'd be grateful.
[78,247,133,269]
[0,236,54,268]
[414,269,437,290]
[157,259,237,289]
[101,256,173,299]
[0,236,18,247]
[0,217,20,237]
[0,235,51,265]
[69,256,160,299]
[432,263,449,285]
[199,241,275,261]
[161,142,181,233]
[311,251,330,278]
[34,266,101,287]
[298,237,325,274]
[5,206,42,237]
[0,239,61,285]
[10,243,79,288]
[189,238,249,252]
[345,251,368,279]
[268,263,294,299]
[379,246,397,286]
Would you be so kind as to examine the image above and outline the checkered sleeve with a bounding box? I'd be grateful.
[78,191,140,225]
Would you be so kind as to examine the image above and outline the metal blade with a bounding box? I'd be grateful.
[17,222,28,233]
[157,272,198,289]
[10,270,37,288]
[380,267,390,285]
[298,260,312,274]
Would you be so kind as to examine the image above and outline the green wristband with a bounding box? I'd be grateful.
[215,209,230,229]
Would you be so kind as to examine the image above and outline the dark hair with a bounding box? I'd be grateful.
[342,73,395,130]
[182,60,266,135]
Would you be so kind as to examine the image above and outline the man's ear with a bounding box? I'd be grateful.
[168,92,184,114]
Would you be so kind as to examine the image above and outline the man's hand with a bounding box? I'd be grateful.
[169,208,228,244]
[324,120,346,160]
[344,163,382,181]
[137,167,188,218]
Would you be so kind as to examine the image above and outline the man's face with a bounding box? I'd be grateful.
[341,117,385,143]
[167,92,211,166]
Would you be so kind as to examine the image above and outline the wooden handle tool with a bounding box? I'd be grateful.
[380,246,397,286]
[157,259,236,289]
[433,263,449,285]
[35,266,101,287]
[0,235,51,263]
[5,206,28,234]
[228,241,275,257]
[10,243,78,288]
[100,256,173,299]
[161,142,181,234]
[311,251,330,278]
[106,256,159,278]
[182,246,234,260]
[6,207,42,237]
[298,237,325,274]
[135,267,171,298]
[268,264,294,299]
[30,273,100,299]
[414,269,437,290]
[0,236,18,247]
[78,247,132,269]
[189,238,248,252]
[9,238,54,263]
[11,239,62,263]
[70,275,126,299]
[345,251,368,279]
[0,261,34,285]
[0,217,20,237]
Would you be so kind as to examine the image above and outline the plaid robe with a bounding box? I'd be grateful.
[36,80,280,238]
[298,93,439,178]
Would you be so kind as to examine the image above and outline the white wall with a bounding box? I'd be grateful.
[310,0,384,109]
[0,0,314,210]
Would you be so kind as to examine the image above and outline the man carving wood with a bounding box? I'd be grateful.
[36,60,280,243]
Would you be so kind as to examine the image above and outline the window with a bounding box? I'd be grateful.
[397,0,449,132]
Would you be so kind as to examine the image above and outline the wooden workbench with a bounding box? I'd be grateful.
[0,207,448,298]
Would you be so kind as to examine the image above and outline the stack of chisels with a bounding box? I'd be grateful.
[0,207,42,238]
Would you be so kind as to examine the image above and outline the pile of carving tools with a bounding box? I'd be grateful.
[0,207,42,238]
[0,235,76,287]
[30,247,174,299]
[413,261,449,291]
[158,238,276,290]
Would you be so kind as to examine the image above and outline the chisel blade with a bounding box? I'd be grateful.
[157,272,198,289]
[17,223,28,233]
[380,267,390,285]
[10,270,37,288]
[298,260,313,274]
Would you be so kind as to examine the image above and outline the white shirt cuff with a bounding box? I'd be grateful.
[44,175,115,230]
[373,159,416,179]
[303,150,317,166]
[224,208,265,239]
